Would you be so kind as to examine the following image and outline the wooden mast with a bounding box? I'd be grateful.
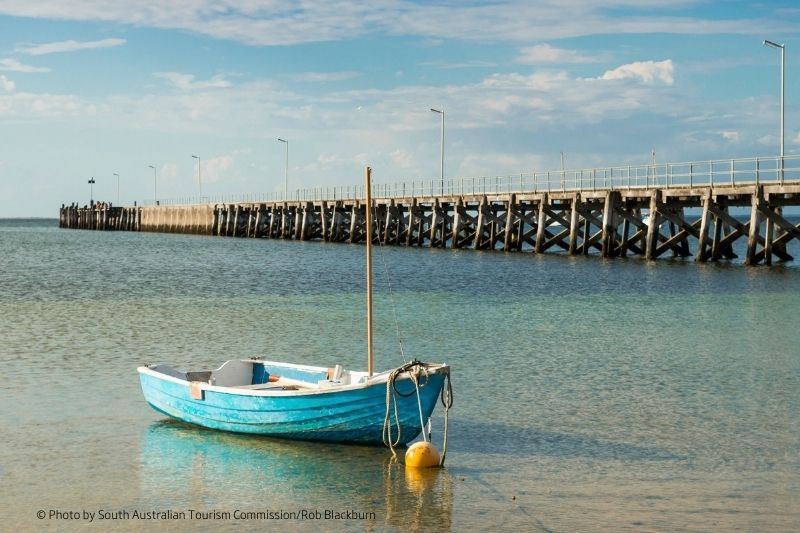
[365,166,374,377]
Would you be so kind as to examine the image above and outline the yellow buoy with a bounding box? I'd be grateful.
[405,441,441,468]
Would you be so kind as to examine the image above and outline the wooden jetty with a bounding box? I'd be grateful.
[59,156,800,266]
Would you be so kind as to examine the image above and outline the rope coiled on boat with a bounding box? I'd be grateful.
[383,359,426,457]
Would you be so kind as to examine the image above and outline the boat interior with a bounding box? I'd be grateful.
[147,359,369,390]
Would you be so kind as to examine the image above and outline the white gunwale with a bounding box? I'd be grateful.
[137,360,448,398]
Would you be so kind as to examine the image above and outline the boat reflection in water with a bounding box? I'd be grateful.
[139,420,452,530]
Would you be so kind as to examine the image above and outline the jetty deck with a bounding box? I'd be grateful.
[60,155,800,266]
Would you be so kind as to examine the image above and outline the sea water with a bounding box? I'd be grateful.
[1,218,798,531]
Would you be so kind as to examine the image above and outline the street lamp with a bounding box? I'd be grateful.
[148,164,157,205]
[763,39,785,163]
[113,173,120,205]
[192,155,202,200]
[88,177,96,206]
[277,138,288,198]
[430,108,444,194]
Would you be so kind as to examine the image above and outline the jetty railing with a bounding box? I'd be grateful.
[137,155,800,207]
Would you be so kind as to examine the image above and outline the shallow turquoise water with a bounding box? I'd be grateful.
[1,219,798,531]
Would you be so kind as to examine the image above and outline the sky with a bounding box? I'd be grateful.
[0,1,799,217]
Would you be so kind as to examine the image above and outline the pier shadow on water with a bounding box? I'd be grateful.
[448,420,682,462]
[137,420,454,530]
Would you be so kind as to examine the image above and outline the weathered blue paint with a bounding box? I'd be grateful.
[138,368,446,445]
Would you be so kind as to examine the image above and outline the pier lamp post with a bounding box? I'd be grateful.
[277,138,288,199]
[148,164,157,205]
[430,108,444,194]
[192,155,202,200]
[88,177,95,206]
[113,173,120,205]
[763,39,785,180]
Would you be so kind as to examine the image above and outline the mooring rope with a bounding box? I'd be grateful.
[439,368,453,466]
[411,367,429,443]
[382,360,454,466]
[382,359,428,458]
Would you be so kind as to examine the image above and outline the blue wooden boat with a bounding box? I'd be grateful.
[138,359,448,444]
[138,168,451,446]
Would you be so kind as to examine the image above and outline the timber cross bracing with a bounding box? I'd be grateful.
[61,183,800,266]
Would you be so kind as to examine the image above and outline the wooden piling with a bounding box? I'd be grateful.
[568,194,580,255]
[601,191,619,257]
[696,191,712,262]
[534,194,548,254]
[745,190,763,265]
[645,191,661,260]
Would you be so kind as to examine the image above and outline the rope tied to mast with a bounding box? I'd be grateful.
[372,205,408,364]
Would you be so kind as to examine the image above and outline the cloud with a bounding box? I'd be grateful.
[389,149,414,169]
[159,162,178,181]
[18,38,126,55]
[457,153,545,177]
[0,75,14,92]
[0,58,50,72]
[290,71,359,82]
[203,155,234,183]
[481,71,569,91]
[722,131,739,142]
[418,38,444,48]
[600,60,674,84]
[0,2,795,47]
[0,91,92,117]
[419,60,498,69]
[154,72,232,90]
[300,153,368,175]
[0,54,680,139]
[516,44,596,65]
[0,48,746,193]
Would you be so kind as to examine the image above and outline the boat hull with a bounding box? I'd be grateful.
[138,367,446,445]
